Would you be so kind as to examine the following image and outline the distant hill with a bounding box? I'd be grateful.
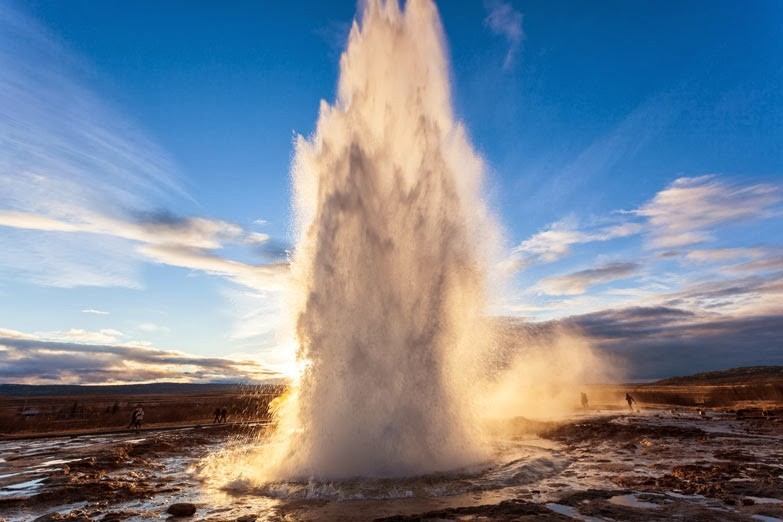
[0,382,282,397]
[651,366,783,386]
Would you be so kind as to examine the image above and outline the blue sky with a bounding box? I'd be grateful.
[1,0,781,383]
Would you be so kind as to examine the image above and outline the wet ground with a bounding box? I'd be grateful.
[1,407,782,521]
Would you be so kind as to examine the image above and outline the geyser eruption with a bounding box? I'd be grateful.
[269,0,498,479]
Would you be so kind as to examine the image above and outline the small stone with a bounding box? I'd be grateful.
[742,497,755,505]
[167,503,197,516]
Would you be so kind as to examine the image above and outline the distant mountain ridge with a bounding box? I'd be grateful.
[651,366,783,386]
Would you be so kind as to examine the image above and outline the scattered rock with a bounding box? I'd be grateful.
[167,502,197,516]
[33,510,92,521]
[374,499,570,521]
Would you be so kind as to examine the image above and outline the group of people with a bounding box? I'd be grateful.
[578,392,637,411]
[213,406,228,424]
[124,404,231,431]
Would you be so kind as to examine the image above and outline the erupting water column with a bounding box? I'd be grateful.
[266,0,498,479]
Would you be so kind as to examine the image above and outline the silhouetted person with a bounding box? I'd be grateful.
[219,406,228,424]
[127,408,138,429]
[581,392,589,409]
[625,393,636,411]
[128,406,143,430]
[135,407,144,429]
[213,407,221,423]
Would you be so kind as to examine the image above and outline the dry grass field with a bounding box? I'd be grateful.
[591,366,783,410]
[0,384,284,436]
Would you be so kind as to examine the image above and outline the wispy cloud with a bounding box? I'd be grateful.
[635,175,781,249]
[82,309,110,315]
[533,92,681,209]
[137,244,286,291]
[0,4,191,288]
[137,323,170,333]
[683,247,769,264]
[537,262,641,295]
[507,174,783,329]
[660,270,783,317]
[0,5,184,211]
[484,0,523,70]
[0,208,287,291]
[0,328,279,384]
[510,175,781,273]
[505,218,642,273]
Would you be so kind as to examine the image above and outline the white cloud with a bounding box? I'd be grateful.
[683,247,768,264]
[510,173,779,272]
[244,232,271,245]
[507,218,642,272]
[0,207,286,292]
[82,309,110,315]
[0,4,189,289]
[137,244,286,292]
[36,328,125,344]
[137,322,171,333]
[635,175,781,249]
[484,0,523,70]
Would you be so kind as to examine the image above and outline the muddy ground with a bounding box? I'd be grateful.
[1,406,782,521]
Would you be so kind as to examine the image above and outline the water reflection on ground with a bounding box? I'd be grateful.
[0,408,782,521]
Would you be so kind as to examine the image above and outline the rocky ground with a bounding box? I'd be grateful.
[1,407,782,521]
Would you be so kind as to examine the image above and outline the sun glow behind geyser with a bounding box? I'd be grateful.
[200,0,614,488]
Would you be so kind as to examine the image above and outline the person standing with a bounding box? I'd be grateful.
[133,406,144,430]
[127,407,139,429]
[625,393,636,412]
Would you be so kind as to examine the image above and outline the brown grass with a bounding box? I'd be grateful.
[587,382,783,408]
[0,385,285,435]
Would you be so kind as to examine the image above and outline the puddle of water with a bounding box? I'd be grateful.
[667,492,706,500]
[33,458,82,468]
[0,477,46,496]
[746,496,783,504]
[609,493,661,509]
[545,503,604,521]
[752,516,783,522]
[547,503,581,517]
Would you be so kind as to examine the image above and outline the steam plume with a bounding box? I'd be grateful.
[267,0,497,479]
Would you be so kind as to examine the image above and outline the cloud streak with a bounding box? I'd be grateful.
[507,219,642,272]
[537,262,641,295]
[0,329,279,385]
[0,207,288,291]
[511,176,781,273]
[82,309,110,315]
[635,175,781,249]
[484,0,523,70]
